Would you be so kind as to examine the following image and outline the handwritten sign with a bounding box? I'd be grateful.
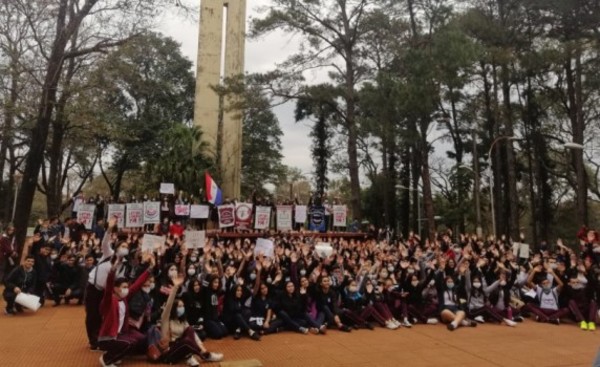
[184,230,205,249]
[190,205,209,219]
[254,238,274,258]
[142,234,165,252]
[126,203,143,228]
[254,206,271,230]
[160,183,175,195]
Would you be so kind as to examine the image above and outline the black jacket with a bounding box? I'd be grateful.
[5,266,37,294]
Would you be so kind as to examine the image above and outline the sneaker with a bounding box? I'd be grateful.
[318,325,327,335]
[308,327,319,335]
[401,318,412,328]
[186,356,199,367]
[447,323,457,331]
[474,316,485,323]
[385,320,398,330]
[364,322,375,330]
[580,321,588,331]
[461,320,477,327]
[391,318,401,328]
[4,308,15,316]
[514,316,524,322]
[233,328,241,340]
[411,317,419,324]
[503,318,517,327]
[299,327,309,334]
[338,324,352,332]
[202,352,224,362]
[549,319,560,325]
[426,318,439,325]
[99,356,117,367]
[589,322,596,331]
[249,331,261,341]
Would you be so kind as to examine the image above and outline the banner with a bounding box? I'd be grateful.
[294,205,307,224]
[190,205,209,219]
[142,234,165,252]
[309,206,326,232]
[254,206,271,230]
[107,204,125,227]
[143,201,160,224]
[276,205,293,230]
[235,203,253,229]
[333,205,347,227]
[184,230,206,249]
[174,204,190,217]
[159,182,175,195]
[77,204,96,230]
[218,204,235,228]
[126,203,144,228]
[254,238,274,258]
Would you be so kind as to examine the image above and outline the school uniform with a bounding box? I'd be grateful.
[3,265,37,313]
[523,285,570,322]
[277,291,321,331]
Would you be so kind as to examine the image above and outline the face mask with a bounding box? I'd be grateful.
[250,273,257,280]
[499,281,507,286]
[428,280,435,287]
[411,281,419,287]
[117,248,129,257]
[300,269,307,276]
[168,270,178,279]
[267,277,273,284]
[50,254,58,260]
[190,257,197,263]
[446,283,454,290]
[142,286,152,293]
[473,282,482,289]
[187,269,196,276]
[593,247,600,253]
[387,266,394,272]
[550,263,558,270]
[176,307,185,317]
[542,285,552,293]
[348,286,358,293]
[571,283,584,290]
[120,288,129,298]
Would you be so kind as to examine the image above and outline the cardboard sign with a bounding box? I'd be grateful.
[143,201,160,224]
[254,238,274,258]
[142,234,165,252]
[185,230,205,249]
[218,204,235,228]
[315,242,333,258]
[126,203,144,228]
[295,205,307,224]
[77,204,96,230]
[235,203,253,229]
[160,183,175,195]
[107,204,125,227]
[190,205,209,219]
[333,205,347,227]
[276,205,293,230]
[254,206,271,230]
[175,204,190,216]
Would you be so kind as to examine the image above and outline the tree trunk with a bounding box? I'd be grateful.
[421,142,436,241]
[0,59,19,223]
[399,147,411,237]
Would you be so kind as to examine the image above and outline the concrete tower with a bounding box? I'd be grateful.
[195,0,246,200]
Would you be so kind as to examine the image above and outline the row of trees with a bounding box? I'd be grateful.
[246,0,600,243]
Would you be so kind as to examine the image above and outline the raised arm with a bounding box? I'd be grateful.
[160,275,184,343]
[102,217,118,259]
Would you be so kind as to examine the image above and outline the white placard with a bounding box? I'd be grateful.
[519,243,530,259]
[77,204,96,230]
[276,205,293,230]
[190,205,209,219]
[295,205,307,224]
[174,204,190,216]
[143,201,161,224]
[15,293,41,312]
[160,183,175,195]
[126,203,144,228]
[141,234,165,252]
[254,206,271,230]
[184,230,205,249]
[254,238,274,258]
[107,204,125,227]
[315,242,333,258]
[333,205,347,227]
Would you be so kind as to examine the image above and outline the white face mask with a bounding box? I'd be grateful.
[176,307,185,317]
[120,288,129,298]
[50,254,58,260]
[348,286,358,293]
[411,281,419,287]
[299,269,307,276]
[387,266,394,272]
[142,286,152,294]
[473,282,482,289]
[499,280,507,286]
[187,269,196,276]
[117,248,129,257]
[190,257,197,263]
[250,273,257,280]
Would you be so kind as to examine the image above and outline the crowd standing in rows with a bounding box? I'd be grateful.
[1,193,600,367]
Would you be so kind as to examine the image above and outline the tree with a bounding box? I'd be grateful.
[251,0,376,219]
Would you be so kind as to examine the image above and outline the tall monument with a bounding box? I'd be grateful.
[195,0,246,200]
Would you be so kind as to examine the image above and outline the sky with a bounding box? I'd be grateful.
[157,0,316,177]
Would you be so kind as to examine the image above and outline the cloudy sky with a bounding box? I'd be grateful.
[158,0,316,177]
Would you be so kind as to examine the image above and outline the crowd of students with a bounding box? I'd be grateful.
[2,215,600,366]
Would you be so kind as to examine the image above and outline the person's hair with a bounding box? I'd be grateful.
[114,277,129,287]
[169,298,185,321]
[188,279,202,294]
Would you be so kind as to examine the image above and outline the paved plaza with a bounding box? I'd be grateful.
[1,296,599,367]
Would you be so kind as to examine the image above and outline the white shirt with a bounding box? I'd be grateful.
[88,231,115,289]
[118,300,126,333]
[536,286,559,311]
